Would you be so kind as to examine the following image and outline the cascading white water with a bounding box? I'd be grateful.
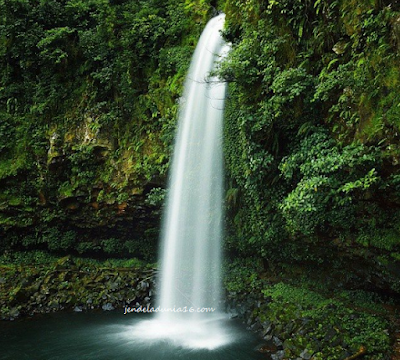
[158,13,227,319]
[130,14,231,350]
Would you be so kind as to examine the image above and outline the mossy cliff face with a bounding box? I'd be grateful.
[221,0,400,295]
[0,0,217,258]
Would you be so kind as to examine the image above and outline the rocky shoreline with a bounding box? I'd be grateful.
[1,257,396,360]
[224,286,394,360]
[0,256,156,321]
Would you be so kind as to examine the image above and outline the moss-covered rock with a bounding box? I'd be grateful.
[224,263,397,360]
[0,255,156,320]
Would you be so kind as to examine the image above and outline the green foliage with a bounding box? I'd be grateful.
[145,187,166,207]
[19,226,78,252]
[221,0,400,276]
[0,0,214,256]
[48,230,77,251]
[0,249,149,268]
[0,250,59,265]
[77,241,100,254]
[357,227,400,251]
[101,238,120,254]
[261,283,391,360]
[223,257,263,293]
[279,128,382,236]
[0,114,15,154]
[68,145,99,191]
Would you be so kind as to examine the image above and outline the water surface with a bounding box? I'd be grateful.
[0,311,268,360]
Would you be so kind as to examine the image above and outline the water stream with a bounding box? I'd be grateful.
[130,14,231,350]
[0,312,267,360]
[158,13,227,315]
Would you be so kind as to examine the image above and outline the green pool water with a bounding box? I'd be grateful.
[0,311,269,360]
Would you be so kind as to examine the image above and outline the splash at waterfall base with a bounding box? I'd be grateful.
[127,315,232,350]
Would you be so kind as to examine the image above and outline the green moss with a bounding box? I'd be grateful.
[0,0,216,256]
[260,283,391,359]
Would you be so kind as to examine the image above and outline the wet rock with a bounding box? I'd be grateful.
[9,307,20,319]
[300,349,313,360]
[271,350,285,360]
[102,303,114,311]
[262,320,272,329]
[139,281,149,290]
[250,321,262,332]
[263,323,273,339]
[1,265,155,321]
[229,312,239,319]
[107,281,119,291]
[273,336,283,347]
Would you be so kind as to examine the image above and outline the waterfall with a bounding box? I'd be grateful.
[158,13,227,319]
[130,14,231,350]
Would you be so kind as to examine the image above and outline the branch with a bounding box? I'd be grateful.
[344,346,367,360]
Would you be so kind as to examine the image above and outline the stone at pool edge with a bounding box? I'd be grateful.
[299,348,313,360]
[9,307,20,319]
[271,350,285,360]
[102,303,115,311]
